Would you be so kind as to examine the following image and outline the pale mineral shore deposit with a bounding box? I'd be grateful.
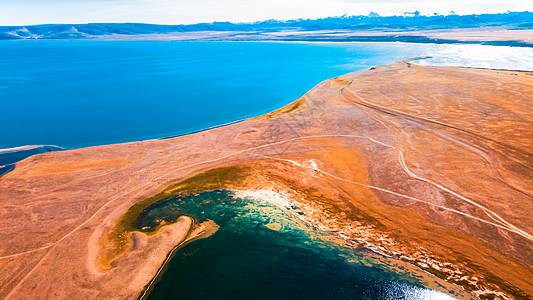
[0,59,532,299]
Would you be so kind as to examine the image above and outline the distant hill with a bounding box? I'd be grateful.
[0,11,531,42]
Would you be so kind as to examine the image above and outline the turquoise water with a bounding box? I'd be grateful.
[138,190,465,299]
[1,41,532,149]
[4,41,528,296]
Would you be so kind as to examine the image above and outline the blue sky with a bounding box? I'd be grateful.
[0,0,531,26]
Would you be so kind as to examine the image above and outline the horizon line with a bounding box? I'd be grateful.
[2,10,530,28]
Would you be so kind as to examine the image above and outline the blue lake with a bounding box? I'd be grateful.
[1,41,532,149]
[2,41,532,298]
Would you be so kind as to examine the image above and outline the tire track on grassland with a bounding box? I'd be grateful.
[0,138,295,260]
[339,80,533,234]
[396,151,532,239]
[338,81,533,199]
[257,154,519,233]
[3,133,532,298]
[250,134,532,241]
[340,83,533,168]
[3,134,531,260]
[0,133,367,298]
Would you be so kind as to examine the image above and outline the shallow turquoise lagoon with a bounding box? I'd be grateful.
[139,190,465,299]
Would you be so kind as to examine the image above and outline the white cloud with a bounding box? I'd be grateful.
[0,0,531,26]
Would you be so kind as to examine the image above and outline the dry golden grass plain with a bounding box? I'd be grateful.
[0,60,531,299]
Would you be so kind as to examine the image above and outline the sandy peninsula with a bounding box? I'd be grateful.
[0,59,531,299]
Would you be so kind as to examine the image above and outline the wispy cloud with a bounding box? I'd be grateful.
[0,0,531,26]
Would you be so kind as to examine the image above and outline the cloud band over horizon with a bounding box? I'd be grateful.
[0,0,531,26]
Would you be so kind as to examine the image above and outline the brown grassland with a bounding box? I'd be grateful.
[0,60,531,299]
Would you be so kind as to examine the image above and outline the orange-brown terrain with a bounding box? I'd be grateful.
[0,60,531,299]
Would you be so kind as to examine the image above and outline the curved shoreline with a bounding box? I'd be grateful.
[1,60,531,299]
[138,218,219,300]
[126,61,533,299]
[137,217,195,300]
[0,145,65,178]
[135,188,475,300]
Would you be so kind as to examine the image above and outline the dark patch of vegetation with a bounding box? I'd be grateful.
[100,166,251,269]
